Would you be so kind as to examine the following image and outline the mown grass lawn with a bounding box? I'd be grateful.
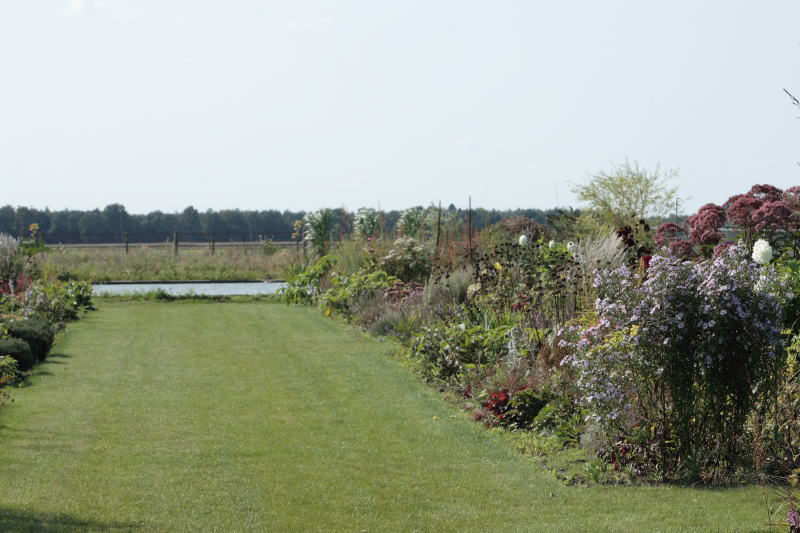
[0,302,773,532]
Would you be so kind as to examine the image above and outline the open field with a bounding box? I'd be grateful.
[35,246,301,282]
[0,301,773,532]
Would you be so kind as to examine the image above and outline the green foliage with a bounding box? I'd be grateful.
[396,207,426,237]
[532,398,584,448]
[0,355,19,382]
[380,237,431,283]
[353,208,381,240]
[505,388,548,429]
[2,318,55,362]
[280,255,337,305]
[776,258,800,329]
[408,323,510,380]
[0,337,35,371]
[319,268,398,315]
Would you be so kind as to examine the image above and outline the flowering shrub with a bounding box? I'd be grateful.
[562,244,785,479]
[379,237,431,283]
[20,280,94,323]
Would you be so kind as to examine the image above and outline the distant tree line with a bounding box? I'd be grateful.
[0,203,567,244]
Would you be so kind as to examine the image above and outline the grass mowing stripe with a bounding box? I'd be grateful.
[0,302,771,532]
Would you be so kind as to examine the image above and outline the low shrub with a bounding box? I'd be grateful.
[2,318,55,361]
[0,337,35,371]
[505,388,549,429]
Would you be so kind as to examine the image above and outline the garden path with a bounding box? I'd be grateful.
[0,302,770,531]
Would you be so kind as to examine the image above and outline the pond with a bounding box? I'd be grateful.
[92,281,287,296]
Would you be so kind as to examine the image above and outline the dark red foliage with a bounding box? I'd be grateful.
[482,389,511,419]
[15,274,31,292]
[511,293,531,312]
[640,254,652,271]
[616,225,636,249]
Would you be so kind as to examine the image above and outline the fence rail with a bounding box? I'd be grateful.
[41,231,300,255]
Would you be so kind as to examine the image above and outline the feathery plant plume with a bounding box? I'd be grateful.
[572,231,627,292]
[0,232,23,285]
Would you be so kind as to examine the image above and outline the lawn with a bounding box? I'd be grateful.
[0,302,773,532]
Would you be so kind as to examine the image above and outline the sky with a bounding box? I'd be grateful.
[1,0,800,215]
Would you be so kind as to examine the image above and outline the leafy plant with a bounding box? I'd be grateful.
[280,256,337,305]
[319,268,398,316]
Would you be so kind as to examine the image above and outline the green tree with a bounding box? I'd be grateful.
[571,160,679,230]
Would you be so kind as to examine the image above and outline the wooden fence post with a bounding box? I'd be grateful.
[173,232,179,256]
[210,233,215,255]
[435,201,442,260]
[124,232,129,255]
[467,196,473,262]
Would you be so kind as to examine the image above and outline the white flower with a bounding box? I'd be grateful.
[754,274,770,293]
[518,234,529,247]
[566,241,577,254]
[548,240,555,248]
[752,239,773,265]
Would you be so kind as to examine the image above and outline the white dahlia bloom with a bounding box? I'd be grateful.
[752,239,773,265]
[518,234,529,247]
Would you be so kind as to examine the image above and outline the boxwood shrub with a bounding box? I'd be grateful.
[0,337,35,371]
[2,318,55,361]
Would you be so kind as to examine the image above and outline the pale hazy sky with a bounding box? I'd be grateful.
[2,0,800,214]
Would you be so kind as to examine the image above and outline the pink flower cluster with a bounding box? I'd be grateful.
[655,184,799,258]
